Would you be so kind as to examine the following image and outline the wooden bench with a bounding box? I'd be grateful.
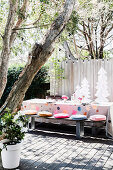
[27,115,106,139]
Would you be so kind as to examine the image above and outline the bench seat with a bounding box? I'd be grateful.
[27,115,106,139]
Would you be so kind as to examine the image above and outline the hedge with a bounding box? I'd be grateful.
[0,65,50,107]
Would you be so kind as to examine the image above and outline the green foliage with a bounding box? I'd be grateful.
[0,0,64,60]
[40,0,49,4]
[81,50,89,57]
[49,46,65,81]
[0,108,28,145]
[0,65,49,107]
[50,57,64,80]
[48,54,65,96]
[25,65,49,99]
[103,50,112,58]
[66,11,79,35]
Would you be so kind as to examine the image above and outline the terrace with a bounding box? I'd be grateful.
[0,123,113,170]
[0,1,113,169]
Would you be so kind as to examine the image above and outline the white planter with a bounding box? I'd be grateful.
[1,142,22,169]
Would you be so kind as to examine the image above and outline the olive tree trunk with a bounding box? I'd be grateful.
[0,0,28,99]
[1,0,75,113]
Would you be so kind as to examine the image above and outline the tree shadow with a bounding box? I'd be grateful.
[30,122,113,145]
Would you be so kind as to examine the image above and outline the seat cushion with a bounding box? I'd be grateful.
[70,115,87,120]
[54,113,69,118]
[89,115,106,121]
[38,111,52,117]
[21,110,37,115]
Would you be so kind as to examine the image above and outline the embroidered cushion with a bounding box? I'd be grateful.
[38,111,52,117]
[54,113,69,118]
[70,115,87,120]
[89,115,106,121]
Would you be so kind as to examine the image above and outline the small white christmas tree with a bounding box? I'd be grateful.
[81,78,91,103]
[95,67,109,103]
[74,85,82,102]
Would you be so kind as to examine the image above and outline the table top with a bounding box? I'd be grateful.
[23,98,113,107]
[23,98,113,137]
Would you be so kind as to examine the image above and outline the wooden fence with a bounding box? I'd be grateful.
[50,58,113,101]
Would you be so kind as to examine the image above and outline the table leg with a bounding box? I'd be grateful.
[92,126,97,136]
[31,117,35,130]
[76,121,84,139]
[80,121,84,136]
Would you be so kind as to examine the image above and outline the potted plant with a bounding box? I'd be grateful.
[0,108,28,169]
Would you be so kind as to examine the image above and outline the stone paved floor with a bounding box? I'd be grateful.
[0,124,113,170]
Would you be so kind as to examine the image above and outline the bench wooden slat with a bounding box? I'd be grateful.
[26,115,106,139]
[33,116,105,127]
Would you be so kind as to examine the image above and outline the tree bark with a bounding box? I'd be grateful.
[64,41,75,60]
[0,0,28,99]
[9,0,28,48]
[73,35,80,58]
[0,0,18,98]
[99,15,106,59]
[0,0,75,113]
[82,21,93,58]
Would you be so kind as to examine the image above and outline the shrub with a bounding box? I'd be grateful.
[0,108,28,146]
[0,65,50,107]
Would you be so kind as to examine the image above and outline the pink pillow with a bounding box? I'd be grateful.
[54,113,69,118]
[90,115,106,121]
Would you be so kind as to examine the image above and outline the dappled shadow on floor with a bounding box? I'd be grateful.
[28,129,113,145]
[19,157,113,170]
[0,123,113,170]
[19,134,113,170]
[31,122,113,145]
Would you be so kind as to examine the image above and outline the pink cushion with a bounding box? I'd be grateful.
[54,113,69,118]
[90,115,106,121]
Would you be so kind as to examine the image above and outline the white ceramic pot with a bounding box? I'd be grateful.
[1,142,21,169]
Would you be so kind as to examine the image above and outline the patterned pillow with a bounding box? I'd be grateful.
[70,115,87,120]
[38,111,52,117]
[89,115,106,121]
[54,113,69,118]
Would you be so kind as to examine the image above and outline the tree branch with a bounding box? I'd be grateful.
[105,11,113,26]
[105,24,113,38]
[82,21,91,57]
[99,14,108,58]
[64,41,76,60]
[76,44,88,50]
[88,19,96,58]
[78,27,90,39]
[0,33,3,39]
[0,0,18,99]
[73,35,80,58]
[23,13,42,26]
[12,24,51,30]
[1,0,75,113]
[104,40,113,48]
[2,0,18,50]
[9,0,28,47]
[43,0,75,48]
